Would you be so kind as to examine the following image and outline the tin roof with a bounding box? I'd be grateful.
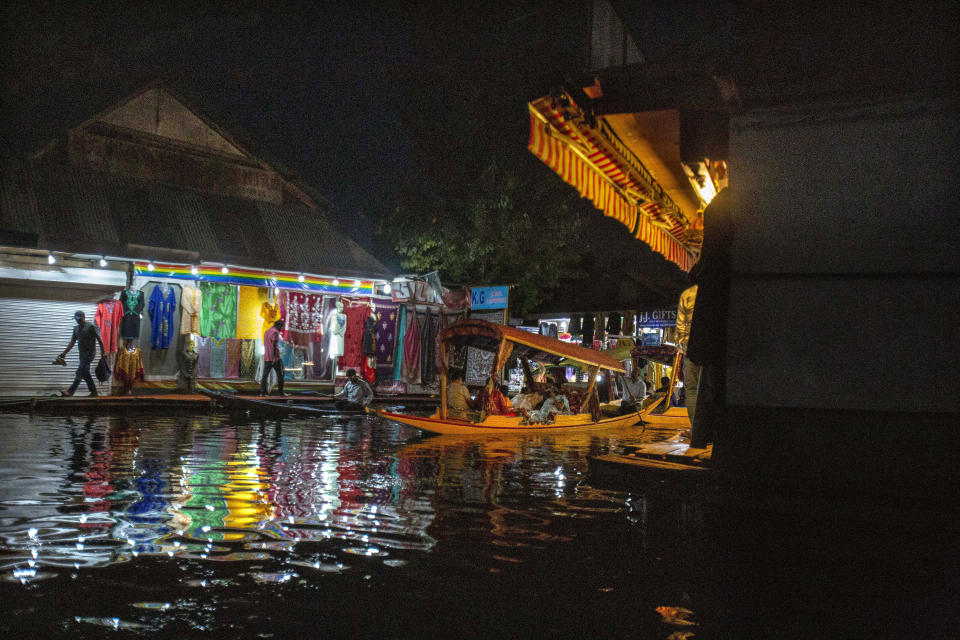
[0,162,391,279]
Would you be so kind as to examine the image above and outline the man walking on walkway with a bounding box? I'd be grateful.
[260,319,286,396]
[58,311,104,397]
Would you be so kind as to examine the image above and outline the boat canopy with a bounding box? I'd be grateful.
[441,319,625,373]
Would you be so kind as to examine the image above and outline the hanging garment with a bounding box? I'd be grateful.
[312,337,331,380]
[373,302,400,380]
[195,336,211,377]
[339,299,371,369]
[326,309,347,358]
[282,345,304,380]
[362,314,377,356]
[434,313,447,371]
[148,285,177,349]
[209,338,228,378]
[281,291,326,347]
[420,309,435,384]
[594,313,606,342]
[199,283,238,338]
[361,355,376,384]
[119,289,144,340]
[465,346,495,386]
[225,339,242,378]
[236,286,265,340]
[95,299,123,353]
[568,315,582,338]
[179,285,202,335]
[622,311,635,336]
[581,314,595,348]
[239,339,257,379]
[114,347,144,391]
[401,305,421,384]
[393,305,407,381]
[606,312,622,337]
[260,300,281,334]
[548,323,559,338]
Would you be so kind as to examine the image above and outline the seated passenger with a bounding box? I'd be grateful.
[528,386,572,423]
[446,369,477,419]
[483,380,514,416]
[511,386,543,412]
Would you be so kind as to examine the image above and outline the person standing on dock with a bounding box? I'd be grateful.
[676,264,699,427]
[58,311,105,397]
[260,319,286,396]
[334,368,374,410]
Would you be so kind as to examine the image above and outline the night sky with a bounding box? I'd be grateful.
[1,1,686,303]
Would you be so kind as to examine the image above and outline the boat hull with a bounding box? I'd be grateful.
[638,397,691,429]
[372,409,642,435]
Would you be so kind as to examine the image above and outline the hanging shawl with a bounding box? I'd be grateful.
[374,302,401,380]
[393,305,407,380]
[401,305,421,384]
[622,311,635,336]
[339,298,371,369]
[581,314,595,348]
[606,312,622,336]
[568,315,582,337]
[420,309,435,383]
[434,313,447,371]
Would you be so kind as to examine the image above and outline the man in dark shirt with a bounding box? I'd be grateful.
[59,311,105,397]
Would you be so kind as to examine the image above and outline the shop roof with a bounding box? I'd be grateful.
[0,162,391,279]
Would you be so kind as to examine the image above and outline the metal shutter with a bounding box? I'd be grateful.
[0,287,114,396]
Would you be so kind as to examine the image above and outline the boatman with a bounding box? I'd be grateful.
[334,368,374,411]
[57,311,105,397]
[616,366,646,415]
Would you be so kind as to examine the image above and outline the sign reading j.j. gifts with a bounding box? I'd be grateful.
[635,308,677,328]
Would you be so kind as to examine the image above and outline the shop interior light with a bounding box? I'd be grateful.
[47,252,56,264]
[273,287,280,297]
[147,261,155,271]
[99,256,108,267]
[298,273,305,282]
[190,265,199,275]
[221,265,229,274]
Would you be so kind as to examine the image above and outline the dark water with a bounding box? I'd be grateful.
[0,412,955,639]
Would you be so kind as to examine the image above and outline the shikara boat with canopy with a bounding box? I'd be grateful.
[635,346,692,429]
[372,319,642,435]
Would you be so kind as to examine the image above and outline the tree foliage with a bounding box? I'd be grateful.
[379,155,589,316]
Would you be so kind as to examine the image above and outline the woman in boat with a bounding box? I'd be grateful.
[479,379,514,416]
[527,385,572,424]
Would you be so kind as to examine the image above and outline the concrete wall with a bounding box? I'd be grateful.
[727,95,960,413]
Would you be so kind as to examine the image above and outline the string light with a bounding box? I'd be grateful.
[47,252,56,264]
[147,261,155,271]
[99,257,108,267]
[190,265,199,275]
[332,278,339,286]
[298,273,305,282]
[221,265,229,274]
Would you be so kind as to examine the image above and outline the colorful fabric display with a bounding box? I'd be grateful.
[393,305,407,380]
[195,336,211,377]
[372,302,400,380]
[225,338,242,378]
[239,339,258,379]
[209,337,228,378]
[119,289,144,340]
[236,286,265,340]
[281,291,326,347]
[180,285,202,335]
[339,298,371,369]
[401,305,421,384]
[199,283,237,338]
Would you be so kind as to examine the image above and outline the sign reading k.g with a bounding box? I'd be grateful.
[470,286,509,310]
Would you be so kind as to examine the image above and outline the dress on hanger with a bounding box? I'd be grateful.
[95,298,123,353]
[148,285,177,349]
[180,285,202,335]
[114,346,144,392]
[209,338,228,378]
[327,309,347,358]
[119,289,144,340]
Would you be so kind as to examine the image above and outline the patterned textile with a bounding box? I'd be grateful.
[119,289,144,340]
[95,299,123,353]
[209,338,228,378]
[239,339,258,379]
[180,285,202,335]
[148,285,177,349]
[280,343,305,379]
[465,346,495,386]
[372,302,400,380]
[225,338,242,378]
[435,313,448,370]
[236,286,265,340]
[199,283,238,338]
[312,338,331,380]
[114,347,144,391]
[392,305,406,380]
[362,315,377,355]
[339,298,371,369]
[281,291,326,347]
[195,336,211,377]
[401,305,421,384]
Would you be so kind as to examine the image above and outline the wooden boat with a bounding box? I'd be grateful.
[373,319,642,436]
[637,349,692,429]
[202,390,365,416]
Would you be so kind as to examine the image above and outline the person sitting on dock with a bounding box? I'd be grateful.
[57,311,105,397]
[446,369,477,419]
[335,368,374,410]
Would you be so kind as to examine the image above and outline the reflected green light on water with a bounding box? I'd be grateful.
[0,412,952,638]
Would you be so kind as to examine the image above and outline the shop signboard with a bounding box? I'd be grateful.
[134,262,374,295]
[470,285,508,310]
[391,280,443,304]
[636,308,677,329]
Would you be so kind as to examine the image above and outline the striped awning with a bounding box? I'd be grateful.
[527,98,695,271]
